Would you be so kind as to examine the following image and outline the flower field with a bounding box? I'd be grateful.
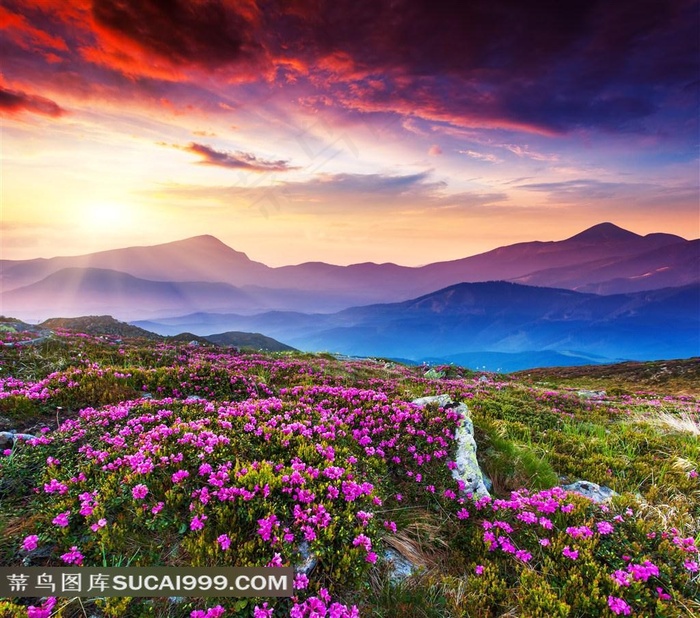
[0,329,698,617]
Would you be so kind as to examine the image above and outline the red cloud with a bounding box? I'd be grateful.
[83,0,266,81]
[0,5,69,52]
[0,86,65,117]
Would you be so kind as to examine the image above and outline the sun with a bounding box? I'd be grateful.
[88,203,124,226]
[79,201,135,232]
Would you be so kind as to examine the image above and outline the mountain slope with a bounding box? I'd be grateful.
[513,239,700,293]
[0,268,262,320]
[0,235,271,293]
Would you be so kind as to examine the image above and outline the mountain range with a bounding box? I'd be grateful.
[2,222,698,370]
[133,281,699,370]
[1,222,697,318]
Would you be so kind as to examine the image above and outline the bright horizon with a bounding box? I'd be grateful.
[2,1,698,267]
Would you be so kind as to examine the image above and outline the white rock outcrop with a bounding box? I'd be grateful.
[412,395,490,499]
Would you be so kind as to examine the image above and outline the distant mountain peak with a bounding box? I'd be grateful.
[566,222,642,243]
[172,234,237,250]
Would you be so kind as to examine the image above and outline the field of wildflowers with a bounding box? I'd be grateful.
[0,328,698,617]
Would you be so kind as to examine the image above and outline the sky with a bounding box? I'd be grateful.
[1,0,698,267]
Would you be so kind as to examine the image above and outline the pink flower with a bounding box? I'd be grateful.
[254,603,274,618]
[628,560,659,582]
[22,535,39,551]
[52,511,70,527]
[517,511,537,524]
[172,469,190,483]
[456,508,469,520]
[190,514,207,531]
[656,587,671,601]
[43,479,68,494]
[27,598,56,618]
[294,573,309,589]
[217,534,231,550]
[474,565,484,575]
[566,525,593,538]
[356,511,373,526]
[132,484,148,499]
[562,546,578,560]
[608,596,632,615]
[352,534,372,552]
[515,550,532,562]
[539,538,551,546]
[611,570,631,587]
[60,545,84,565]
[684,560,699,572]
[257,514,279,541]
[90,518,107,532]
[596,521,614,535]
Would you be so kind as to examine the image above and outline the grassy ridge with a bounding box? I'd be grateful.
[0,331,698,617]
[513,358,700,397]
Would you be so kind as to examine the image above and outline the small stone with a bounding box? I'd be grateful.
[562,480,617,503]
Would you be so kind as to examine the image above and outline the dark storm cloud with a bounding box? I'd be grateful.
[181,142,297,172]
[90,0,262,69]
[0,86,64,117]
[3,0,697,135]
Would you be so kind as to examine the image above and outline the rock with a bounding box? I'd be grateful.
[577,389,606,400]
[0,431,36,448]
[383,548,417,583]
[412,394,453,408]
[412,396,490,499]
[562,480,617,503]
[296,540,317,575]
